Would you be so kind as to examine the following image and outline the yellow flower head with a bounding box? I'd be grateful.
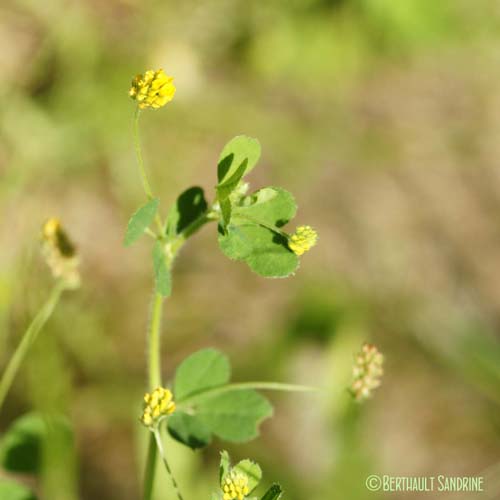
[350,343,384,401]
[129,69,176,109]
[222,471,250,500]
[41,218,80,288]
[140,387,176,428]
[288,225,318,256]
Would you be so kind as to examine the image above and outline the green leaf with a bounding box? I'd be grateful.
[152,241,171,297]
[0,414,43,473]
[216,163,248,228]
[0,479,36,500]
[174,348,230,401]
[166,187,207,237]
[233,459,262,493]
[234,187,296,228]
[219,450,230,484]
[124,198,159,246]
[217,136,261,185]
[261,484,283,500]
[170,350,273,448]
[218,224,299,278]
[0,413,72,475]
[166,412,211,449]
[218,187,299,277]
[196,389,273,442]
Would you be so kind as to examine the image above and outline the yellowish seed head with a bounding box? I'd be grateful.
[129,69,176,109]
[140,387,176,428]
[41,218,80,288]
[288,225,318,256]
[350,343,384,401]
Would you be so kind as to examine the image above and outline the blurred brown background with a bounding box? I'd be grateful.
[1,0,500,499]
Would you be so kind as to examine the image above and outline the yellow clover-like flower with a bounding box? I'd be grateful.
[41,218,80,288]
[288,225,318,256]
[140,387,176,427]
[129,69,176,109]
[222,471,250,500]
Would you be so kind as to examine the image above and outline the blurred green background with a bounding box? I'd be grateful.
[2,0,500,499]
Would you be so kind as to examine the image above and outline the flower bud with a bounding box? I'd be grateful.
[41,218,80,288]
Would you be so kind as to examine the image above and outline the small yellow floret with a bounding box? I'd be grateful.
[288,225,318,256]
[222,471,250,500]
[129,69,176,109]
[140,387,176,428]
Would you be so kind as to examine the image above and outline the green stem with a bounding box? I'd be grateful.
[133,107,154,200]
[0,281,65,412]
[177,381,318,407]
[133,107,164,235]
[143,435,157,500]
[169,211,215,255]
[143,291,164,500]
[153,428,184,500]
[148,292,164,389]
[134,118,217,500]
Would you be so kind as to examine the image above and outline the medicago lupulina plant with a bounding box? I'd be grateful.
[0,68,384,500]
[127,68,319,500]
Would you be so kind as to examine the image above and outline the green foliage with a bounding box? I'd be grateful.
[166,412,211,449]
[261,484,283,500]
[195,389,272,442]
[217,136,261,185]
[233,187,296,227]
[0,413,44,473]
[167,349,273,448]
[218,186,300,277]
[233,459,262,492]
[152,240,171,297]
[216,136,261,227]
[219,450,231,483]
[173,348,230,401]
[124,198,159,246]
[0,479,36,500]
[0,413,72,475]
[166,186,208,237]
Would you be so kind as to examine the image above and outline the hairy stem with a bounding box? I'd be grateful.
[133,107,164,235]
[0,281,65,412]
[153,428,184,500]
[133,107,154,200]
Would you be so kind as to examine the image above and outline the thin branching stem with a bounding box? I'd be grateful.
[177,381,319,407]
[153,428,185,500]
[0,281,66,412]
